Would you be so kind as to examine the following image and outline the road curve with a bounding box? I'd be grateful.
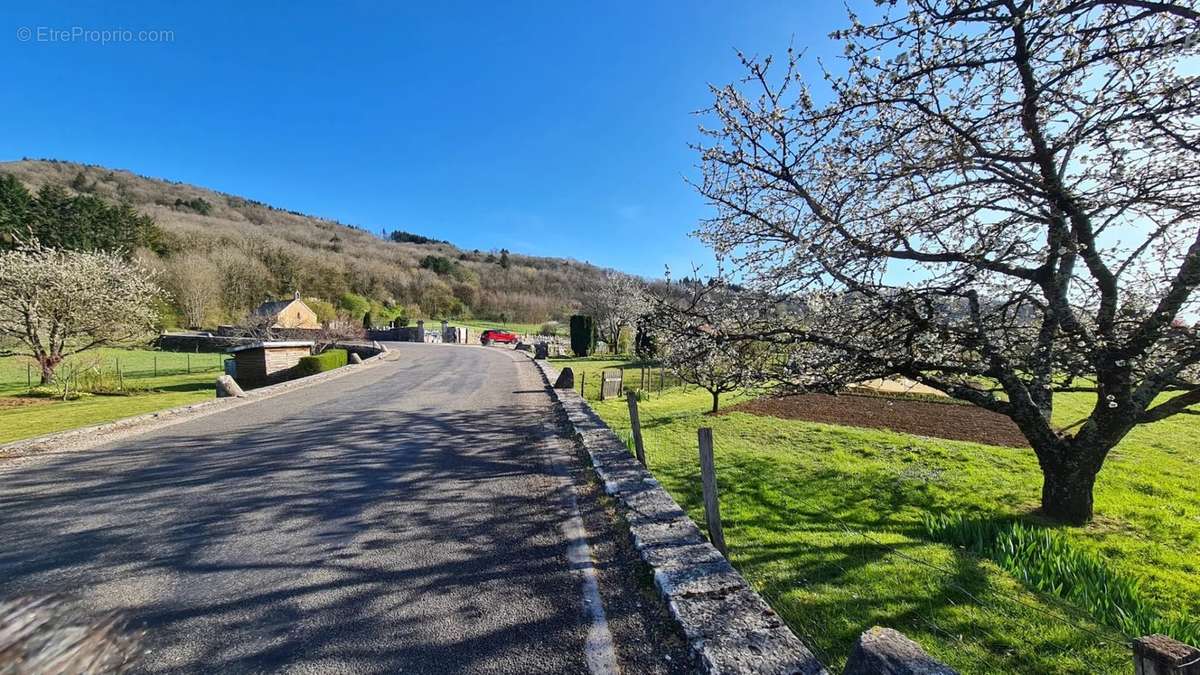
[0,344,614,674]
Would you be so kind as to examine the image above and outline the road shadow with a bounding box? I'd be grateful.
[0,399,597,674]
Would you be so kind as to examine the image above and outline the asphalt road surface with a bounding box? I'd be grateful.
[0,344,666,674]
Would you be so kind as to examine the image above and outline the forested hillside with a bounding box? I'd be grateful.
[0,159,614,328]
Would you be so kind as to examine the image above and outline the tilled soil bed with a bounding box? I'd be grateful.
[725,393,1031,447]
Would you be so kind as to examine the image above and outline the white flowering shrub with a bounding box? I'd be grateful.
[645,280,774,412]
[0,243,164,384]
[691,0,1200,523]
[584,272,649,354]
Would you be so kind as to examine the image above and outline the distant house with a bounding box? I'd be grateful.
[253,291,321,329]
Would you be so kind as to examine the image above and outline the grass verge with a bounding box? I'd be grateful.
[0,349,226,445]
[553,356,1200,674]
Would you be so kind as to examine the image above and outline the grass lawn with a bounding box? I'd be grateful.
[450,319,562,337]
[0,348,227,445]
[552,356,1200,674]
[548,356,683,400]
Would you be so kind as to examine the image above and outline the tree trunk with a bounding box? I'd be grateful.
[38,360,55,386]
[710,390,720,414]
[1040,459,1100,525]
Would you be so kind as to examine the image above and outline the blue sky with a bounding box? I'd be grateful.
[0,1,851,278]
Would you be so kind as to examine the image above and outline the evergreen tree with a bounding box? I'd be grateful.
[570,315,596,357]
[0,176,162,254]
[0,175,31,246]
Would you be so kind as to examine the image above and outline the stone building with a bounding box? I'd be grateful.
[252,292,321,329]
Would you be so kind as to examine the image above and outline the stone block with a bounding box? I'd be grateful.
[843,627,957,675]
[655,560,745,598]
[215,374,245,398]
[552,367,575,389]
[629,517,705,551]
[695,622,829,675]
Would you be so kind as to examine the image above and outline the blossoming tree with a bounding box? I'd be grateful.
[0,243,163,384]
[691,0,1200,523]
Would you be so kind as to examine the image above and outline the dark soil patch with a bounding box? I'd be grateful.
[725,393,1031,448]
[0,397,53,410]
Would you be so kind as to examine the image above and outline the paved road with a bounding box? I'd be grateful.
[0,344,620,674]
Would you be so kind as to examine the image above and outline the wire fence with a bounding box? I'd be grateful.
[3,350,230,393]
[608,401,1141,674]
[574,362,690,402]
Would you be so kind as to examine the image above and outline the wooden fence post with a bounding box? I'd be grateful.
[580,371,586,399]
[153,355,158,377]
[186,353,191,374]
[626,390,646,466]
[1133,635,1200,675]
[697,427,727,556]
[27,363,31,389]
[116,356,123,391]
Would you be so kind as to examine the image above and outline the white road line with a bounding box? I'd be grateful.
[542,426,619,675]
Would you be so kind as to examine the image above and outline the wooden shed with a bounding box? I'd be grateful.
[227,340,313,389]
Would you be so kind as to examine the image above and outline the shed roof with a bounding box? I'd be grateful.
[226,340,315,354]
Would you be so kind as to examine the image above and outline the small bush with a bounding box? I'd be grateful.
[295,349,348,376]
[24,386,90,401]
[924,513,1200,643]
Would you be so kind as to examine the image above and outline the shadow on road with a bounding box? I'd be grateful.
[0,400,597,673]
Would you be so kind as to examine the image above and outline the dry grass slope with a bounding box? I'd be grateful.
[0,158,616,323]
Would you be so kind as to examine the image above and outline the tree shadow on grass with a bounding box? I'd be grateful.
[666,451,1128,673]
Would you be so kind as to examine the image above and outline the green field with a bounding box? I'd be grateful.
[552,356,1199,674]
[450,319,563,337]
[0,349,227,445]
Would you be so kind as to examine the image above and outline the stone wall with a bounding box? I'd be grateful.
[156,332,254,353]
[331,341,387,360]
[531,358,827,674]
[216,325,334,341]
[366,326,423,342]
[530,356,958,675]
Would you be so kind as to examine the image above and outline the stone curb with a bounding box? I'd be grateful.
[529,359,828,675]
[0,350,391,459]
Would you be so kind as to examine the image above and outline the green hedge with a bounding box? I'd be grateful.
[295,348,348,376]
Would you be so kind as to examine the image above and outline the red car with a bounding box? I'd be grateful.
[480,329,519,346]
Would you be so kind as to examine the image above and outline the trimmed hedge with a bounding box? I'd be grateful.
[295,348,348,376]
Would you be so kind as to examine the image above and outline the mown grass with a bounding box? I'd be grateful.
[450,319,563,337]
[548,356,687,401]
[0,348,227,444]
[553,356,1200,674]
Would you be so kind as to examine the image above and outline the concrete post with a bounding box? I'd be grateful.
[416,320,425,343]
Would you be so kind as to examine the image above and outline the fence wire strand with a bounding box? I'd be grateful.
[602,371,1135,674]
